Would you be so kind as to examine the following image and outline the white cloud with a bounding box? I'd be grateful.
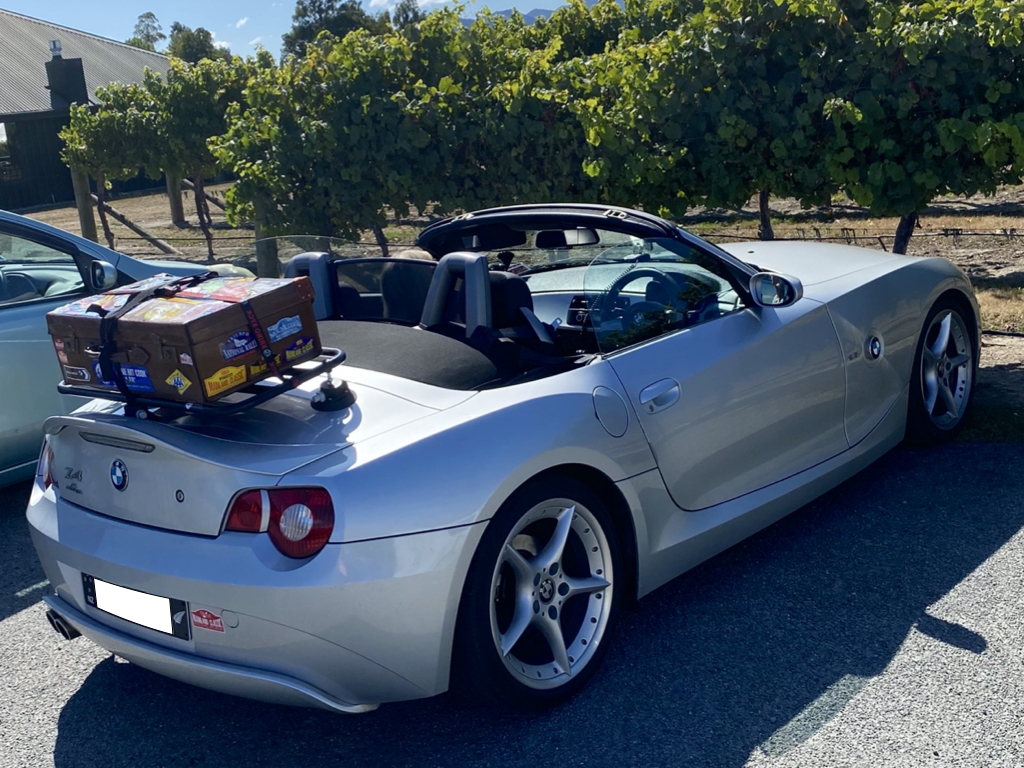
[248,36,263,46]
[215,40,231,49]
[236,17,248,28]
[369,0,390,7]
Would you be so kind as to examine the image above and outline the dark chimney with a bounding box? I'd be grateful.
[45,40,89,109]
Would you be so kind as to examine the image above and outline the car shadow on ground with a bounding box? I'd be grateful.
[0,480,47,624]
[49,442,1024,768]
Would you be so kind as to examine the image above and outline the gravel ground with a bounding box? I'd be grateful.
[1,434,1023,768]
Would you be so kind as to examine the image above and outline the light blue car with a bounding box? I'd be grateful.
[0,209,233,486]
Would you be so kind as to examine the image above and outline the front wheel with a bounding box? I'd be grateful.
[907,299,977,444]
[451,477,621,709]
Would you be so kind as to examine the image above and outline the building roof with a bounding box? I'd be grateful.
[0,8,169,118]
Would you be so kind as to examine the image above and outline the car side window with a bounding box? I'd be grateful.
[586,237,748,354]
[0,231,85,307]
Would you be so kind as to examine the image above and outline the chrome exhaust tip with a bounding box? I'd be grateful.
[45,609,81,641]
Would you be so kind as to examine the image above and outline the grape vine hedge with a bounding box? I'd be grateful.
[64,0,1024,261]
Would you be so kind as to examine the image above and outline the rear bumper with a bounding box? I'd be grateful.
[28,482,485,711]
[43,595,375,714]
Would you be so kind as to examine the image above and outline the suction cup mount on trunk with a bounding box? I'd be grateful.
[310,378,357,411]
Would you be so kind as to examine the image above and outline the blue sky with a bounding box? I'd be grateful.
[0,1,566,57]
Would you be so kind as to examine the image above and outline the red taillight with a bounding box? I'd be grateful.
[39,441,55,490]
[225,490,264,533]
[225,487,334,559]
[267,488,334,559]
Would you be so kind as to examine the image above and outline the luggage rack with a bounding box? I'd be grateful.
[57,347,347,420]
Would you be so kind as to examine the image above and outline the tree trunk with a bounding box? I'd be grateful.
[893,212,918,255]
[253,197,279,278]
[70,168,98,242]
[94,172,116,249]
[757,188,775,241]
[166,170,186,226]
[372,222,390,257]
[192,171,215,263]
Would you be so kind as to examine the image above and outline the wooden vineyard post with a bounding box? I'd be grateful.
[70,168,98,243]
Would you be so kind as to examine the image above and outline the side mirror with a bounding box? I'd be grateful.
[89,260,118,292]
[749,271,803,308]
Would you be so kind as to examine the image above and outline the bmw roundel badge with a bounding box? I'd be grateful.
[110,459,129,492]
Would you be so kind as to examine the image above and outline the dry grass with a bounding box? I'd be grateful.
[976,287,1024,333]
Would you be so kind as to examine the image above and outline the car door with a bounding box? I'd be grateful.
[0,226,93,482]
[586,240,848,511]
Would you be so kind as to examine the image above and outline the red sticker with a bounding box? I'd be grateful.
[190,609,225,632]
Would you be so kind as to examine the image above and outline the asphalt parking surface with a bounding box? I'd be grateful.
[2,442,1023,768]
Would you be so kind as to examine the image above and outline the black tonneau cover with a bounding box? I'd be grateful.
[318,320,501,390]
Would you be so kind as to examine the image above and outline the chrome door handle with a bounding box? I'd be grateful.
[638,378,680,414]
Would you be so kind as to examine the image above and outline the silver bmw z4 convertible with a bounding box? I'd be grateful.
[28,204,979,713]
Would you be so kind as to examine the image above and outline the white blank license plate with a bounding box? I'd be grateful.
[82,574,190,640]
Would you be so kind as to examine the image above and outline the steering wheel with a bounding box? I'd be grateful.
[592,267,683,328]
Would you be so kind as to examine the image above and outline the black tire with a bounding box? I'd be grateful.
[450,475,622,709]
[906,296,978,445]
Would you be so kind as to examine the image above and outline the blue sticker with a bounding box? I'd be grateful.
[93,361,116,387]
[220,330,258,361]
[120,365,155,392]
[92,361,154,392]
[268,315,303,343]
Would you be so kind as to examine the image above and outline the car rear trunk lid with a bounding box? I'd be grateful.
[45,381,441,535]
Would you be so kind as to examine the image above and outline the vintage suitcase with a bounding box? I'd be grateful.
[46,273,322,404]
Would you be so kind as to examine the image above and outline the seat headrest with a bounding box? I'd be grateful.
[489,271,533,329]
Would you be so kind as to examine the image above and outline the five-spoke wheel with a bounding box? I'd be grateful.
[908,299,977,442]
[453,477,621,708]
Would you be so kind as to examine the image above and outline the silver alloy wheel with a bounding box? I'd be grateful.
[920,309,973,430]
[488,499,613,689]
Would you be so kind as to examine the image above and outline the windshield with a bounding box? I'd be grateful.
[581,237,745,354]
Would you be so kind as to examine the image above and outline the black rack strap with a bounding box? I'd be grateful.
[88,274,183,397]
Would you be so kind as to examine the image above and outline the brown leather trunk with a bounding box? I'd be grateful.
[46,274,321,404]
